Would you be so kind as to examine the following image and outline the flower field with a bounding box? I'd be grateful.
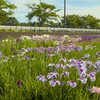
[0,34,100,100]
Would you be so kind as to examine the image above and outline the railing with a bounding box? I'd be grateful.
[0,25,100,33]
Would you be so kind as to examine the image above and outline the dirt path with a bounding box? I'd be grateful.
[0,32,100,40]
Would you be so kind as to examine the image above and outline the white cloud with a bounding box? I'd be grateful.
[11,0,64,22]
[82,0,99,2]
[9,0,40,22]
[9,0,100,22]
[68,5,100,19]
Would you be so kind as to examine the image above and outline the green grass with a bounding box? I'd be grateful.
[0,36,100,100]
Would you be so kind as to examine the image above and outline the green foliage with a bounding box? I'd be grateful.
[61,14,100,29]
[2,17,19,25]
[0,0,16,24]
[26,2,60,26]
[0,35,100,100]
[84,15,100,29]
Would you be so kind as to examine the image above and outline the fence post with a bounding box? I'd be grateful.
[21,25,22,32]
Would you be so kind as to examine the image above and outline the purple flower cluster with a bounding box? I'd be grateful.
[33,43,83,55]
[36,57,99,88]
[32,35,69,43]
[67,58,98,82]
[36,73,76,87]
[81,35,100,41]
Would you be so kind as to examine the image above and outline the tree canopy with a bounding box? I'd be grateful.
[61,14,100,29]
[2,17,19,25]
[26,2,60,26]
[0,0,16,24]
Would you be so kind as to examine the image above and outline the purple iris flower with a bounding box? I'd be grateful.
[87,72,96,82]
[78,77,87,84]
[85,60,93,66]
[49,80,60,87]
[47,71,59,79]
[59,58,66,63]
[68,58,76,63]
[60,71,69,77]
[16,80,23,86]
[36,75,47,82]
[83,54,90,58]
[67,80,77,88]
[95,60,100,72]
[95,60,100,68]
[26,48,32,51]
[46,63,55,67]
[23,56,30,60]
[21,48,25,51]
[55,63,63,69]
[78,67,87,77]
[66,64,75,68]
[60,82,66,86]
[96,52,100,56]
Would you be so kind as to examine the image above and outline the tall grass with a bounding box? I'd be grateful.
[0,35,100,100]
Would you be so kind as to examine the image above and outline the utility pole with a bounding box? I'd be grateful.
[64,0,66,28]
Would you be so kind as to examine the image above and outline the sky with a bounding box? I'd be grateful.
[9,0,100,22]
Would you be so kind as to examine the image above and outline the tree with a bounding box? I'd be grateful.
[2,17,19,25]
[61,14,100,29]
[61,15,80,28]
[0,0,16,24]
[84,15,100,29]
[26,2,60,27]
